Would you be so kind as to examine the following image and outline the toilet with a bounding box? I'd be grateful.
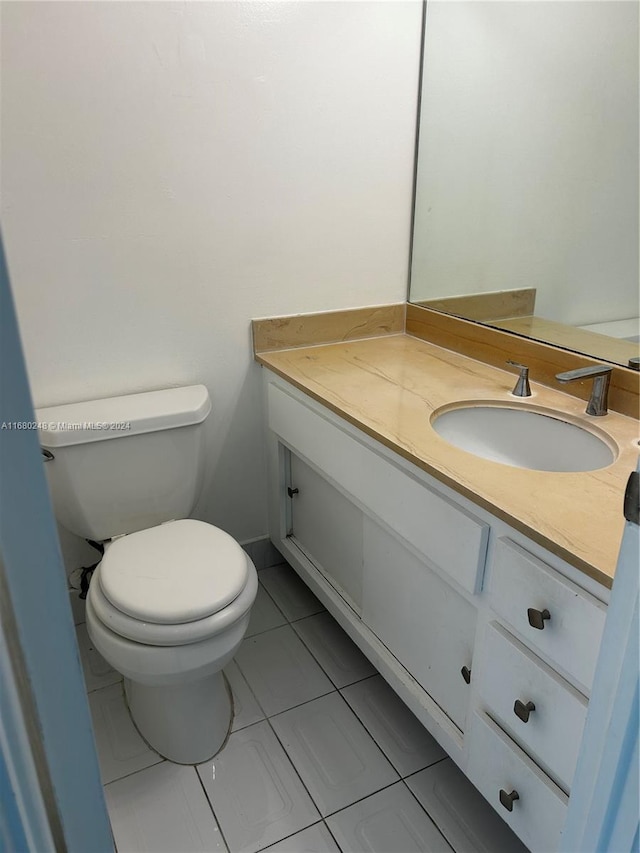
[36,385,258,764]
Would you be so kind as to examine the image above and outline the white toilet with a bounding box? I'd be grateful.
[37,385,258,764]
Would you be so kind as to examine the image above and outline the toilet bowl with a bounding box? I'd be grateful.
[85,520,257,763]
[36,385,259,765]
[86,519,258,763]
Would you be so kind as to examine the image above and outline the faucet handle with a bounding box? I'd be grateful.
[506,360,531,397]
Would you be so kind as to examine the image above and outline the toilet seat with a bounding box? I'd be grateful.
[89,549,257,647]
[89,518,256,647]
[99,519,248,624]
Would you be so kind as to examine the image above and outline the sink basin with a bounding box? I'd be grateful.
[431,405,616,472]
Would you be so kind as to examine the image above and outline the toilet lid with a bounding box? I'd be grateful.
[98,519,249,624]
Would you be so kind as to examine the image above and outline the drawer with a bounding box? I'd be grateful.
[269,382,489,594]
[490,538,606,691]
[467,712,568,853]
[477,622,588,792]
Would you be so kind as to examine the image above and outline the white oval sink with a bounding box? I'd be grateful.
[431,405,616,472]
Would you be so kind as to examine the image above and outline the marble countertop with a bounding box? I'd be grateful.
[256,333,640,588]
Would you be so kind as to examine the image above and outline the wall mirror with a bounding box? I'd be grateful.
[409,1,639,369]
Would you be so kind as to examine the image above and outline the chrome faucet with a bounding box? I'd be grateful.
[506,360,531,397]
[555,364,613,416]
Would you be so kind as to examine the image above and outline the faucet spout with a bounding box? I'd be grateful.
[555,365,612,416]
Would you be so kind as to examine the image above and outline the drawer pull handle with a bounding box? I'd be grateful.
[527,607,550,630]
[287,487,299,498]
[514,699,536,722]
[461,666,471,684]
[499,789,520,812]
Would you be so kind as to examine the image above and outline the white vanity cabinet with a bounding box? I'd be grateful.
[262,370,610,853]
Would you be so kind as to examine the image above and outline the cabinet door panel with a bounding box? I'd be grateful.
[362,518,476,732]
[290,454,364,613]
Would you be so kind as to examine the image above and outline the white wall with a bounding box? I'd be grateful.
[411,1,639,327]
[1,1,421,562]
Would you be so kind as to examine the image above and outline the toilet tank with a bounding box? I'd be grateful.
[36,385,211,542]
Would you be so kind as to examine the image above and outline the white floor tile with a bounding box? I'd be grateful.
[327,782,452,853]
[88,683,163,784]
[293,612,376,688]
[106,762,227,853]
[270,692,399,817]
[259,564,325,621]
[69,589,86,625]
[406,759,528,853]
[341,675,446,778]
[225,661,265,732]
[197,720,319,853]
[246,584,287,637]
[235,626,333,717]
[76,623,122,692]
[261,823,340,852]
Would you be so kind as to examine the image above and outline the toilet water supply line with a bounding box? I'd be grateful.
[77,539,104,600]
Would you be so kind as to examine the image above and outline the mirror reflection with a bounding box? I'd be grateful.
[409,1,639,368]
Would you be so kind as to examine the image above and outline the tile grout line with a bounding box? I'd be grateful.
[102,759,167,790]
[400,775,459,853]
[192,763,234,853]
[254,819,343,853]
[288,615,374,693]
[337,684,449,781]
[263,714,327,827]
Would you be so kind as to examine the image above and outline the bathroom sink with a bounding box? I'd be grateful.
[431,405,616,472]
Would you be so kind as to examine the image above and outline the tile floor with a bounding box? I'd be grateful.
[74,557,528,853]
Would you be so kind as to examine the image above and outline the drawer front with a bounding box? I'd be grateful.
[478,622,588,791]
[490,538,606,691]
[467,712,568,853]
[269,382,489,594]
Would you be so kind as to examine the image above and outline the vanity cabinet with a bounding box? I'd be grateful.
[262,370,610,853]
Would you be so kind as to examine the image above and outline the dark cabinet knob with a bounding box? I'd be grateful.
[527,607,550,630]
[514,699,536,723]
[461,666,471,684]
[287,487,299,498]
[499,789,520,812]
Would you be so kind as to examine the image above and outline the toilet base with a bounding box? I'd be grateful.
[125,671,232,765]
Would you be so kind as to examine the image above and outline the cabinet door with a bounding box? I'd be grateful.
[361,518,476,732]
[289,454,364,613]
